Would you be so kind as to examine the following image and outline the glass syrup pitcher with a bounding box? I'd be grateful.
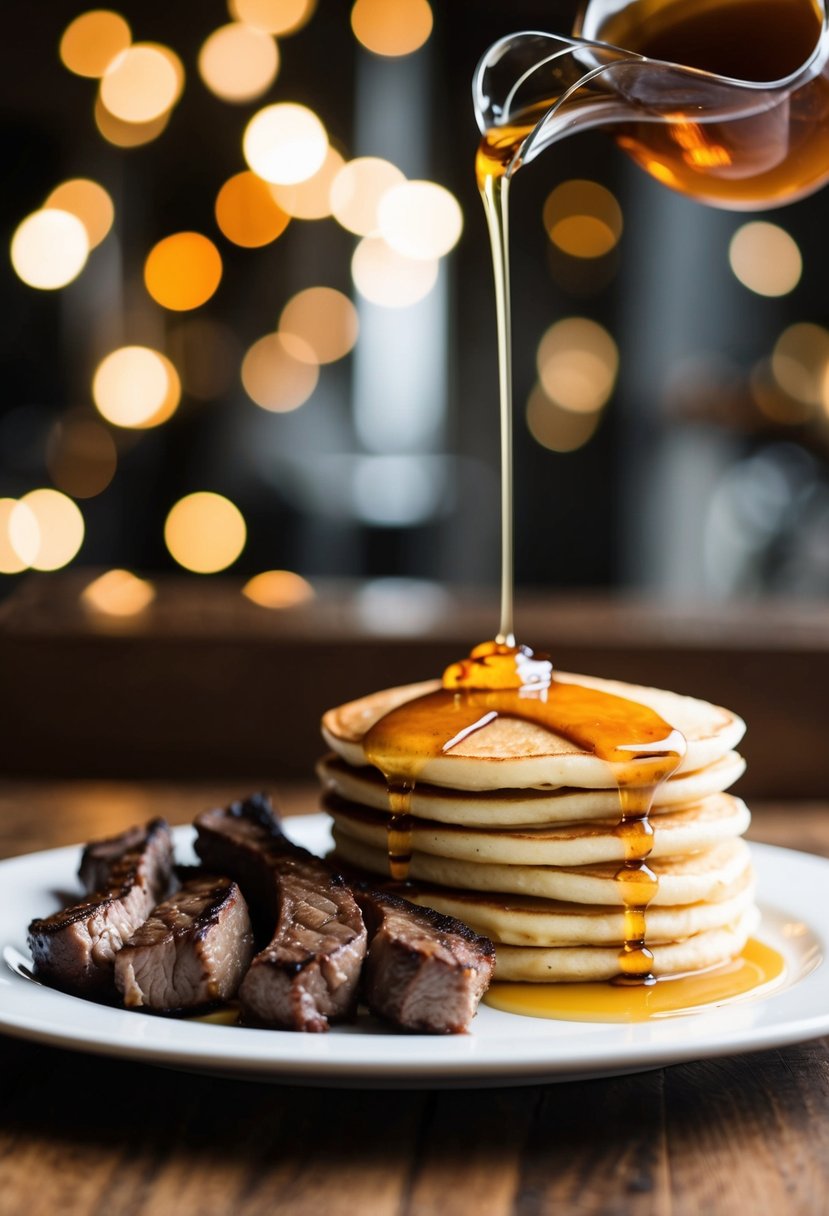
[472,0,829,647]
[475,0,829,209]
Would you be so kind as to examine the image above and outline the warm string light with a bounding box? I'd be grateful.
[270,146,344,219]
[243,103,328,184]
[527,318,619,453]
[198,23,279,103]
[164,492,247,573]
[30,5,467,580]
[82,569,156,616]
[729,222,802,297]
[11,210,89,290]
[279,288,359,363]
[215,171,290,247]
[351,236,438,308]
[543,180,623,259]
[229,0,317,37]
[60,11,132,78]
[45,180,114,249]
[350,0,433,57]
[100,44,179,122]
[536,318,619,414]
[6,490,86,572]
[330,157,405,235]
[93,346,181,428]
[242,569,315,607]
[241,332,319,410]
[144,232,223,311]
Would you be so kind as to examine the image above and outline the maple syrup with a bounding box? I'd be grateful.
[485,937,786,1022]
[594,0,829,208]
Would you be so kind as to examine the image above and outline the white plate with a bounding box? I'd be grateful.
[0,819,826,1088]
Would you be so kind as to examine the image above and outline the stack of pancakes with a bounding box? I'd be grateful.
[319,672,756,982]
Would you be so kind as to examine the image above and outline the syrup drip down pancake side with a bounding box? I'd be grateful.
[319,655,756,988]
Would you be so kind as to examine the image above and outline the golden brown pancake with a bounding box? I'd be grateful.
[326,791,750,867]
[331,829,753,908]
[404,867,755,946]
[321,673,746,791]
[492,907,759,981]
[317,750,746,825]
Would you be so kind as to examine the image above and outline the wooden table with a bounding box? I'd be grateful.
[1,782,828,1216]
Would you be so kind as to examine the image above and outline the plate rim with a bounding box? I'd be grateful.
[1,823,827,1086]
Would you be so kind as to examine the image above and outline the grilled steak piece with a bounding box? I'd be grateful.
[115,874,254,1013]
[353,886,496,1034]
[28,819,174,997]
[194,794,367,1033]
[79,823,148,894]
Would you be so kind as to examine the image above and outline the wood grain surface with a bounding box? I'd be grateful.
[1,783,828,1216]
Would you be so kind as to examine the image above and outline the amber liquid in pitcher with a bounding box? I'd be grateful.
[600,0,829,208]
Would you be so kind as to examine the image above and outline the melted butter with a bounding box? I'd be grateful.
[363,642,685,982]
[484,938,786,1022]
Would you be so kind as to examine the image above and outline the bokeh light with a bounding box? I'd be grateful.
[46,415,118,498]
[771,323,829,405]
[100,44,179,123]
[543,179,623,258]
[352,235,438,307]
[82,569,156,616]
[164,492,246,573]
[198,23,279,103]
[215,171,290,247]
[729,222,802,297]
[526,384,602,452]
[243,103,327,185]
[330,157,405,236]
[270,146,344,220]
[279,287,359,363]
[536,317,619,413]
[11,209,89,290]
[12,489,85,572]
[94,93,170,146]
[241,332,319,410]
[145,42,186,104]
[45,180,114,250]
[0,499,31,574]
[93,346,181,428]
[230,0,317,36]
[242,569,315,607]
[60,10,131,78]
[144,232,223,311]
[378,181,463,260]
[351,0,433,56]
[168,319,241,400]
[750,359,815,425]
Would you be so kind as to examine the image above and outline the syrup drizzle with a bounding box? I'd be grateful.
[485,937,787,1022]
[363,641,685,982]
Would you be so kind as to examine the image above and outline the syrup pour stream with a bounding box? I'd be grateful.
[356,96,688,982]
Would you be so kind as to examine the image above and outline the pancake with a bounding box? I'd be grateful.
[331,829,752,907]
[326,792,751,867]
[321,673,746,791]
[316,751,746,826]
[406,867,755,946]
[492,907,760,981]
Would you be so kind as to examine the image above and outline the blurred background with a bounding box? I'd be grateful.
[5,0,829,605]
[1,0,828,790]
